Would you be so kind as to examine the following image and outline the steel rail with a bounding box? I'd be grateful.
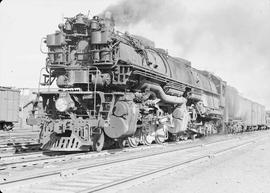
[83,140,256,193]
[0,131,264,170]
[0,134,239,171]
[0,139,195,168]
[0,135,245,186]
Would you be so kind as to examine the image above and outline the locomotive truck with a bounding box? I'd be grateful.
[28,12,267,152]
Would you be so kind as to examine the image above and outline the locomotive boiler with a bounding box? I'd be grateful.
[29,12,265,152]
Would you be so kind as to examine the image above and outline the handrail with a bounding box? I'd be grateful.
[88,66,100,118]
[38,67,46,92]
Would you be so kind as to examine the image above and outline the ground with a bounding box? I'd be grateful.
[116,137,270,193]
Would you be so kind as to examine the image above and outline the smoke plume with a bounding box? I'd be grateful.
[103,0,182,27]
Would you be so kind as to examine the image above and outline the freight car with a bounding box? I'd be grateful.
[225,86,266,133]
[265,111,270,126]
[28,12,267,152]
[0,87,20,131]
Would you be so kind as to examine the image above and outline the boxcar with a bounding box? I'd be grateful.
[0,87,20,130]
[252,102,266,126]
[225,85,266,131]
[266,111,270,126]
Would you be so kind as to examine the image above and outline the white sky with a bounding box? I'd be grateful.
[0,0,270,108]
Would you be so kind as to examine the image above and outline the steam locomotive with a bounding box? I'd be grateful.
[28,12,267,152]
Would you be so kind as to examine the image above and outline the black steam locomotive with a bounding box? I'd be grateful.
[28,13,267,152]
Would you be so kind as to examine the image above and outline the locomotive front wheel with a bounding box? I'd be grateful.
[92,130,105,152]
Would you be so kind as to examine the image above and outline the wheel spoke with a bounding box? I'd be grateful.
[127,136,139,147]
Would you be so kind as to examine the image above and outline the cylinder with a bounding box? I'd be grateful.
[104,101,139,138]
[91,31,101,44]
[91,20,99,30]
[46,34,55,46]
[101,30,109,43]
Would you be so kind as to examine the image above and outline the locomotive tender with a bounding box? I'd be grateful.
[30,12,266,151]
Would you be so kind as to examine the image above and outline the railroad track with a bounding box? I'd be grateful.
[1,130,269,193]
[0,128,39,144]
[0,130,259,164]
[0,143,41,156]
[0,128,40,156]
[0,133,246,171]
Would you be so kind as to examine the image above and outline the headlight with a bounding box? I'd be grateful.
[55,97,68,112]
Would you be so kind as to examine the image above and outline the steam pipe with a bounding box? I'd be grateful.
[141,83,187,104]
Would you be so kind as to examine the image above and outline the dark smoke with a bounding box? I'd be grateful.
[103,0,182,27]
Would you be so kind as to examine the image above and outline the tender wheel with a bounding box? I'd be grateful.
[127,136,139,148]
[93,130,105,152]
